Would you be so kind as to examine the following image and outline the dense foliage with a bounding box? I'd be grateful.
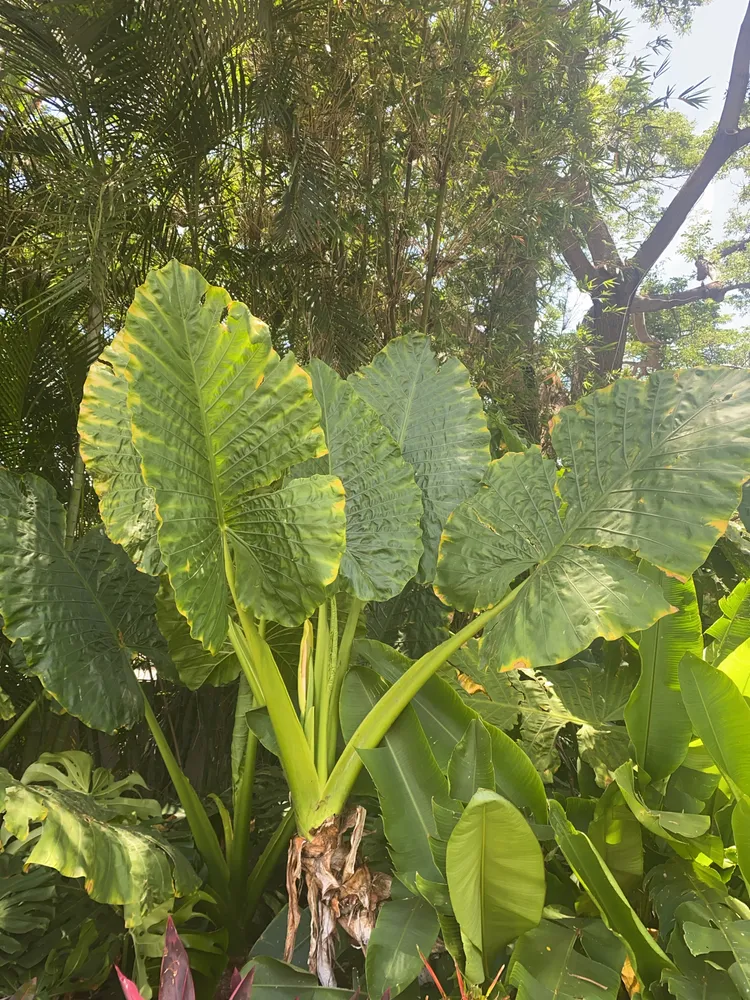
[3,0,750,997]
[1,260,750,1000]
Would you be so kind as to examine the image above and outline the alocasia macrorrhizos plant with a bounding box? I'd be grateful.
[4,260,750,996]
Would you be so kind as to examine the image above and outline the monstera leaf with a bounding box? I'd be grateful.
[0,472,167,732]
[0,767,198,925]
[0,842,122,996]
[78,335,162,576]
[349,333,490,581]
[436,369,750,672]
[86,261,345,651]
[293,359,423,602]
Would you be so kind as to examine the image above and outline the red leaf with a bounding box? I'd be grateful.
[116,967,146,1000]
[159,916,195,1000]
[228,965,256,1000]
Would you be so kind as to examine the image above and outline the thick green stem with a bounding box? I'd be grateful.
[327,597,363,767]
[312,601,329,728]
[224,525,321,831]
[143,695,230,901]
[245,808,296,917]
[0,699,39,756]
[230,724,257,899]
[306,584,524,831]
[315,597,337,782]
[228,620,265,705]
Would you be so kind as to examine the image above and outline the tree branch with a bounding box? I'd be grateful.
[559,227,597,285]
[632,281,750,312]
[720,235,750,258]
[584,215,623,269]
[633,0,750,275]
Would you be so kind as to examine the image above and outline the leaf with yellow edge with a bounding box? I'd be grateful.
[437,369,750,673]
[109,261,345,650]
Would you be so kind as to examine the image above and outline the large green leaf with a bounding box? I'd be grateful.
[648,861,750,999]
[719,637,750,696]
[295,359,423,601]
[548,799,674,992]
[79,335,162,576]
[341,666,448,883]
[0,769,198,925]
[451,644,635,784]
[624,564,702,781]
[447,719,494,803]
[588,783,643,888]
[239,956,351,1000]
[117,261,345,649]
[507,918,625,1000]
[734,798,750,895]
[680,652,750,799]
[155,578,239,689]
[20,750,161,823]
[349,333,490,582]
[707,580,750,663]
[366,896,439,1000]
[0,840,122,997]
[354,639,547,822]
[446,789,545,984]
[436,369,750,672]
[613,763,712,852]
[0,472,166,732]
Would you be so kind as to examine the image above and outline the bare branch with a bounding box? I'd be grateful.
[633,0,750,275]
[559,228,597,285]
[720,236,750,258]
[632,281,750,312]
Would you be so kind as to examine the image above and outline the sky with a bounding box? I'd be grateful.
[625,0,746,270]
[565,0,747,326]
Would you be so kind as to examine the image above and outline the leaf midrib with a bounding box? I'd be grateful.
[183,311,228,538]
[492,386,729,619]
